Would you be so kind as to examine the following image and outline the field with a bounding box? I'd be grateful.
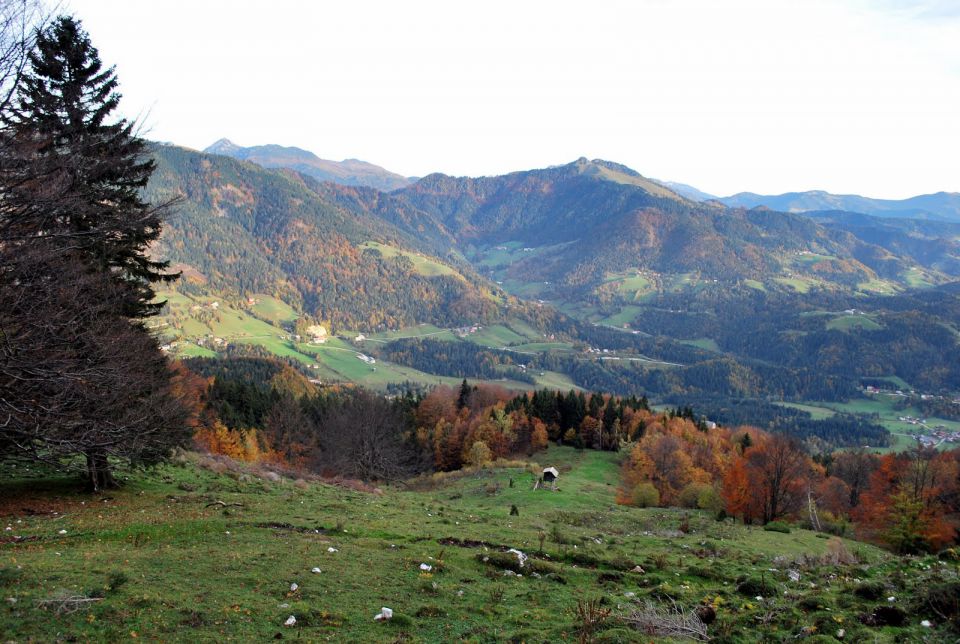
[468,324,531,347]
[825,314,883,331]
[802,395,960,452]
[680,338,721,352]
[775,402,837,421]
[3,447,954,642]
[249,295,299,325]
[600,305,643,328]
[359,241,459,278]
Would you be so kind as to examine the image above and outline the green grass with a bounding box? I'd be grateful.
[366,324,457,342]
[601,271,654,301]
[680,338,720,352]
[249,295,298,325]
[173,343,219,358]
[826,315,883,331]
[743,279,766,291]
[533,370,581,390]
[773,276,815,293]
[468,324,529,347]
[903,266,936,289]
[775,402,837,420]
[600,305,642,328]
[857,278,900,295]
[510,342,574,352]
[807,395,960,451]
[4,448,949,642]
[360,241,459,278]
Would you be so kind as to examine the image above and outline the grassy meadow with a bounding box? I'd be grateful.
[2,448,957,642]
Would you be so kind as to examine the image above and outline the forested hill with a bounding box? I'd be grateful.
[323,156,959,295]
[146,145,502,331]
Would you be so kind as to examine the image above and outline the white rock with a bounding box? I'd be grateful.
[58,529,67,535]
[836,628,845,639]
[5,597,16,605]
[311,567,322,574]
[373,607,393,621]
[624,592,636,598]
[419,563,432,571]
[921,620,933,627]
[507,548,527,568]
[290,583,299,592]
[328,547,338,553]
[457,590,464,597]
[887,596,896,602]
[755,596,763,601]
[284,615,296,626]
[788,569,801,582]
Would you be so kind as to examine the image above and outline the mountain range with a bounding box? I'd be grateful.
[204,137,960,222]
[716,190,960,222]
[147,141,960,410]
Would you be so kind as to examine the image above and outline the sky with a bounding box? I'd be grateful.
[67,0,960,199]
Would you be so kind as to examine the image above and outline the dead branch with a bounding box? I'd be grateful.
[36,592,103,615]
[621,599,710,641]
[205,500,244,508]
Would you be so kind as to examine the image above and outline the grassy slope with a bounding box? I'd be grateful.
[3,448,950,642]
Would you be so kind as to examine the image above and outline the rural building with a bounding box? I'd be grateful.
[542,467,559,483]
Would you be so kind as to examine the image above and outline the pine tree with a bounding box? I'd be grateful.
[0,15,188,490]
[1,15,175,317]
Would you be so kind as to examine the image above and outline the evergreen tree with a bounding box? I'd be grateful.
[0,15,188,489]
[456,378,470,410]
[1,15,175,317]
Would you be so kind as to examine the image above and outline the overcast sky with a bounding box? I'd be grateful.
[68,0,959,198]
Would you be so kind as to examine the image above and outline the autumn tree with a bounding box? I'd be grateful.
[744,434,810,524]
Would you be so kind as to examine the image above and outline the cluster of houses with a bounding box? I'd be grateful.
[584,346,614,355]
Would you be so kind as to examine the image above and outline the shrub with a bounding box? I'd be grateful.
[853,582,885,601]
[763,521,791,534]
[918,581,960,626]
[631,483,660,508]
[467,441,492,467]
[736,576,774,597]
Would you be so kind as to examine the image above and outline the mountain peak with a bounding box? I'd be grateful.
[204,138,242,155]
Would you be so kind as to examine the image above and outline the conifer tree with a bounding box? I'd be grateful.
[1,15,175,317]
[0,15,188,490]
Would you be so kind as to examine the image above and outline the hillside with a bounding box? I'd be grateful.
[204,139,413,192]
[154,146,960,415]
[148,144,502,332]
[5,448,955,642]
[379,158,954,300]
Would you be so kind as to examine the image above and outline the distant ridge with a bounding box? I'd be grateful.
[203,138,413,192]
[718,189,960,222]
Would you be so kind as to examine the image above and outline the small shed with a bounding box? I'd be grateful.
[542,467,559,484]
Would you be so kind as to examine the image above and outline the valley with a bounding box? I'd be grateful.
[149,143,960,452]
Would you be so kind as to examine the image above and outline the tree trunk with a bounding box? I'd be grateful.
[85,449,117,492]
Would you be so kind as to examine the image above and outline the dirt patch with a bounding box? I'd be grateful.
[438,537,514,551]
[253,521,329,534]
